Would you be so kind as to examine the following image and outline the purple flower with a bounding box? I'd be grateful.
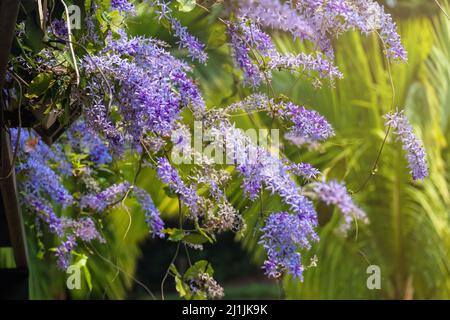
[171,19,208,63]
[156,158,199,215]
[212,124,319,240]
[239,0,313,41]
[133,187,165,238]
[18,158,73,207]
[84,101,124,154]
[283,103,335,144]
[110,0,136,15]
[260,212,316,280]
[56,235,76,270]
[67,120,112,166]
[82,31,205,149]
[62,217,105,243]
[288,163,320,181]
[384,111,428,180]
[227,23,264,87]
[50,19,68,38]
[10,129,72,176]
[313,180,368,232]
[150,1,207,63]
[238,0,407,62]
[23,194,64,237]
[269,52,343,82]
[80,182,130,212]
[227,94,335,145]
[151,0,172,21]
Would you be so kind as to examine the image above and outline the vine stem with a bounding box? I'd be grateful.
[88,244,157,300]
[160,197,183,300]
[60,0,80,86]
[352,30,396,194]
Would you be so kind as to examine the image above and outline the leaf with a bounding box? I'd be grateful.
[207,3,224,24]
[183,260,214,280]
[175,276,187,297]
[160,17,172,30]
[207,24,227,49]
[163,228,186,241]
[194,222,215,244]
[169,263,181,277]
[183,233,209,245]
[176,0,196,12]
[163,186,178,198]
[83,265,93,292]
[26,73,54,99]
[25,15,44,52]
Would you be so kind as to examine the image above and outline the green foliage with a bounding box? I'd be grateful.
[25,73,55,99]
[176,0,197,13]
[172,260,215,300]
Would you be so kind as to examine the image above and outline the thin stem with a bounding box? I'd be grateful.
[89,244,157,300]
[352,125,391,194]
[60,0,80,86]
[161,241,181,300]
[352,30,396,194]
[160,197,184,300]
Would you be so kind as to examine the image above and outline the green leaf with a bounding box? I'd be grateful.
[160,17,172,30]
[176,0,196,12]
[169,263,181,277]
[25,16,44,53]
[26,73,54,99]
[163,228,186,241]
[163,186,178,198]
[183,260,214,280]
[194,222,215,244]
[83,265,93,292]
[207,25,227,49]
[183,233,209,245]
[175,276,187,297]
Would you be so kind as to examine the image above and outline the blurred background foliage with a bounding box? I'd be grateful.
[2,0,450,299]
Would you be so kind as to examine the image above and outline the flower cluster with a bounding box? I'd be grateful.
[227,18,343,87]
[189,272,225,299]
[133,187,165,238]
[288,163,321,181]
[209,123,320,240]
[150,0,208,63]
[110,0,136,15]
[12,121,165,269]
[55,235,76,270]
[80,182,130,212]
[10,124,118,270]
[82,30,205,151]
[203,201,245,234]
[384,111,429,181]
[156,157,200,215]
[228,93,335,146]
[260,212,314,279]
[67,121,112,166]
[282,103,335,144]
[23,194,64,237]
[238,0,407,62]
[171,19,208,63]
[313,180,368,232]
[62,217,105,243]
[50,19,68,38]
